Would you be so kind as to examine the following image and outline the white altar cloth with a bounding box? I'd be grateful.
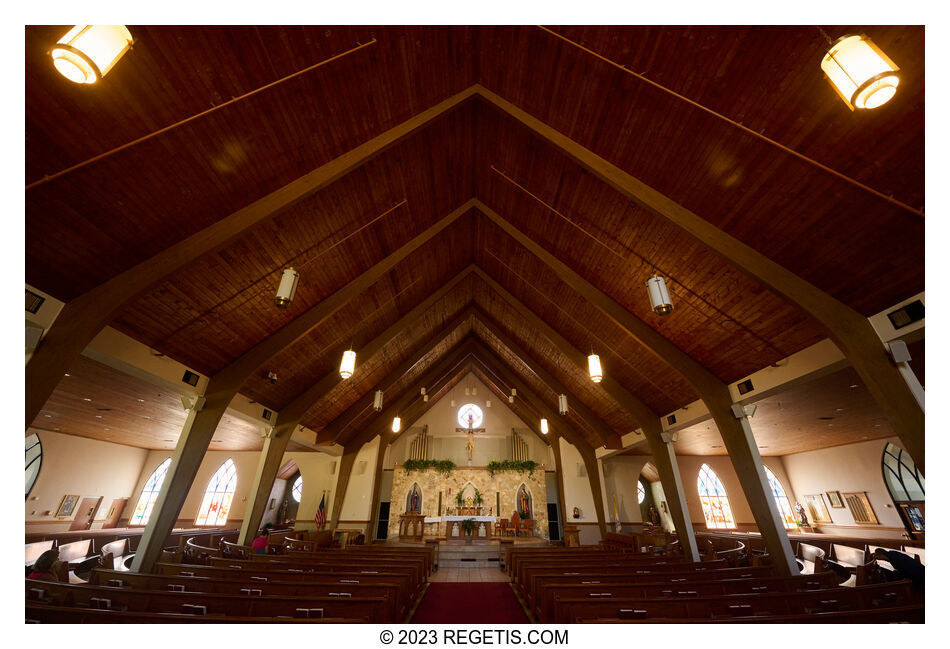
[441,515,497,522]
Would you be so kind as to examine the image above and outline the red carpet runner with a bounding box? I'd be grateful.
[411,583,529,624]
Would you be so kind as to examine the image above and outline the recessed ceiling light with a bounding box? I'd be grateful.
[836,408,844,412]
[144,416,151,419]
[137,399,145,403]
[64,373,70,377]
[95,415,102,418]
[43,414,51,418]
[104,428,111,431]
[850,384,859,389]
[83,398,92,402]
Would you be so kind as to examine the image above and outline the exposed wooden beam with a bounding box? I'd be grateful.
[474,85,923,473]
[25,87,480,428]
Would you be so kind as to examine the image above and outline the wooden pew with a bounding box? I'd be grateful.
[25,540,54,567]
[25,602,361,623]
[283,540,435,574]
[599,533,638,553]
[534,572,838,622]
[26,579,389,622]
[580,603,925,624]
[551,580,916,623]
[89,568,403,621]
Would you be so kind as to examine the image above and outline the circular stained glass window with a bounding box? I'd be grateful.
[291,475,303,503]
[638,480,645,504]
[457,403,483,428]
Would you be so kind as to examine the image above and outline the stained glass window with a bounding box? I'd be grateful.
[637,480,645,504]
[25,434,42,499]
[457,403,483,428]
[195,458,237,526]
[697,464,735,529]
[129,458,171,525]
[291,475,303,503]
[763,465,796,529]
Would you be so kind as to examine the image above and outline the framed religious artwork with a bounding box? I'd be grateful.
[826,490,845,508]
[843,491,879,525]
[803,494,832,523]
[56,494,80,517]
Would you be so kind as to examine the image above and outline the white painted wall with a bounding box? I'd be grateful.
[26,430,148,532]
[601,456,648,531]
[284,451,339,529]
[558,437,602,543]
[338,436,380,523]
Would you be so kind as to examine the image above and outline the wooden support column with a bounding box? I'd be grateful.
[366,432,394,540]
[472,267,699,560]
[550,435,569,537]
[475,87,924,473]
[25,88,479,428]
[329,444,361,531]
[576,441,608,540]
[237,421,295,545]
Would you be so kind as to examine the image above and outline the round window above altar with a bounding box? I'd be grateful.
[457,403,483,428]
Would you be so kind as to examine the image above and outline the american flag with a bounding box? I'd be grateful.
[314,493,327,531]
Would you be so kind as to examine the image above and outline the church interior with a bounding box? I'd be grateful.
[24,24,925,625]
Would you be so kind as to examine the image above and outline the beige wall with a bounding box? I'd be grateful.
[284,451,340,529]
[601,455,648,532]
[558,437,602,544]
[26,430,148,533]
[338,437,380,524]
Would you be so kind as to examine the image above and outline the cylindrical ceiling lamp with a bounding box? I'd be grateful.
[465,387,470,396]
[392,416,401,433]
[821,34,899,110]
[588,354,603,383]
[486,400,491,408]
[558,394,569,415]
[274,268,300,308]
[646,274,673,316]
[508,395,514,404]
[450,399,456,407]
[540,418,549,435]
[373,390,384,412]
[423,394,429,403]
[50,25,133,84]
[339,349,356,379]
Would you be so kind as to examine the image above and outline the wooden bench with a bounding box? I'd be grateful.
[26,579,389,622]
[25,540,54,567]
[25,602,361,623]
[600,533,638,553]
[580,603,924,624]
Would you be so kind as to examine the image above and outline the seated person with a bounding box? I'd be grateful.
[251,523,274,554]
[872,547,924,593]
[28,549,67,582]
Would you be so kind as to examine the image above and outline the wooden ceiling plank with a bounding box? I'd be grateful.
[25,87,479,428]
[474,86,923,474]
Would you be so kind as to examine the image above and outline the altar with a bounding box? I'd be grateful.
[442,515,496,538]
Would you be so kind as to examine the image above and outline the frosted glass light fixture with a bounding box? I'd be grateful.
[558,394,569,415]
[821,34,899,110]
[339,349,356,379]
[540,418,549,435]
[588,354,603,383]
[646,274,673,316]
[274,268,300,308]
[392,416,401,433]
[51,25,133,84]
[373,390,384,412]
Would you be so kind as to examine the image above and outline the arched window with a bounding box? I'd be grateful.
[25,434,42,499]
[637,480,645,504]
[291,475,303,503]
[882,443,925,532]
[195,458,237,526]
[697,464,735,529]
[763,466,796,529]
[129,458,172,525]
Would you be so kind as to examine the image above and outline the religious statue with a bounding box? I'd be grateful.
[648,505,660,526]
[465,430,475,462]
[795,502,809,527]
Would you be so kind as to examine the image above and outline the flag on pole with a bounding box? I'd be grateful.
[612,495,622,533]
[315,493,327,531]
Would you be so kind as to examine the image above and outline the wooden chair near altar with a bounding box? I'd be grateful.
[519,519,534,537]
[498,519,509,537]
[509,512,522,537]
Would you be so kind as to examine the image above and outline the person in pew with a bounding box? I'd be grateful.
[28,549,67,582]
[252,524,274,554]
[872,548,924,594]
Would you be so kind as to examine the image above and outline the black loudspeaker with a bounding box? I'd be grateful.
[376,502,390,540]
[547,503,561,541]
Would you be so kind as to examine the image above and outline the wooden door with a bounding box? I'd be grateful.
[102,498,128,529]
[69,496,103,531]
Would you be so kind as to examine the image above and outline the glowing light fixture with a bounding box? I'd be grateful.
[339,349,356,379]
[51,25,133,84]
[485,400,491,408]
[373,390,384,412]
[588,354,603,383]
[821,34,899,110]
[508,395,515,404]
[392,416,401,433]
[274,268,300,308]
[646,274,673,316]
[558,394,569,415]
[540,418,549,435]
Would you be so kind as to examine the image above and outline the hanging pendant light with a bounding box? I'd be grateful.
[646,274,673,316]
[465,387,470,396]
[392,416,401,433]
[450,399,456,407]
[588,354,603,383]
[423,394,429,403]
[508,395,514,404]
[274,268,300,308]
[50,25,133,84]
[540,418,549,435]
[339,349,356,379]
[558,394,569,415]
[373,390,384,412]
[821,34,899,110]
[486,400,491,408]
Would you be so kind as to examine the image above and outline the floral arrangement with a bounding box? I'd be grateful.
[402,459,455,477]
[473,489,484,506]
[460,518,478,536]
[486,459,539,478]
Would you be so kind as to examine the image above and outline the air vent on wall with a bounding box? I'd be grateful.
[666,414,676,426]
[182,370,200,387]
[262,409,273,421]
[737,379,754,395]
[26,289,45,314]
[887,300,924,330]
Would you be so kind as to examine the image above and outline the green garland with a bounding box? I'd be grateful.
[486,459,539,478]
[402,458,455,477]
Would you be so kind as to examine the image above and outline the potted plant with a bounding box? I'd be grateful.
[460,518,477,543]
[455,491,464,513]
[473,489,484,509]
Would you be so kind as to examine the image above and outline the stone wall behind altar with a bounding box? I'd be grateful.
[388,466,549,540]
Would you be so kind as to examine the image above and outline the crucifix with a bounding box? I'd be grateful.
[456,413,485,464]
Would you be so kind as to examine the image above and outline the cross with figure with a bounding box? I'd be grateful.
[456,412,485,464]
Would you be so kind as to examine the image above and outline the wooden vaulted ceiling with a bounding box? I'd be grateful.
[26,25,924,454]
